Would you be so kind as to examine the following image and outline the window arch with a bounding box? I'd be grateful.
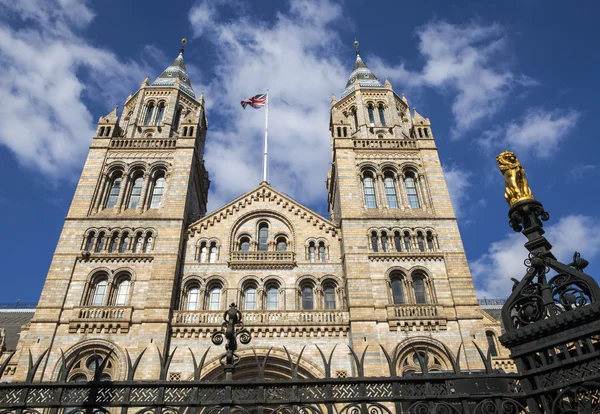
[133,232,144,253]
[95,232,106,253]
[85,231,96,252]
[378,103,386,126]
[143,233,154,253]
[371,231,379,252]
[381,232,389,252]
[173,106,182,132]
[308,241,316,262]
[318,241,326,262]
[417,231,425,252]
[119,232,130,253]
[394,231,402,252]
[276,236,288,251]
[155,102,165,125]
[343,126,347,137]
[89,275,108,306]
[384,172,398,208]
[418,128,423,138]
[189,126,194,136]
[239,236,250,251]
[323,282,336,309]
[486,331,499,357]
[127,175,144,209]
[149,175,166,209]
[108,232,119,253]
[183,126,188,136]
[301,282,314,310]
[209,242,218,263]
[265,282,280,310]
[352,108,358,131]
[258,222,269,251]
[367,104,375,124]
[398,343,449,375]
[363,171,377,208]
[426,231,435,251]
[105,174,122,209]
[390,271,405,305]
[404,171,420,209]
[113,274,131,306]
[206,283,222,310]
[144,102,155,125]
[413,273,428,304]
[424,128,429,137]
[184,281,201,311]
[403,231,412,252]
[198,241,208,263]
[65,348,118,383]
[242,282,258,311]
[99,126,105,136]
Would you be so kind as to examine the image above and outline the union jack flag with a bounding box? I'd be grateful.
[240,93,267,109]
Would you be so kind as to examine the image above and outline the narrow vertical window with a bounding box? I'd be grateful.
[209,242,217,263]
[337,127,341,137]
[352,109,358,131]
[266,286,278,310]
[318,242,326,262]
[414,277,427,304]
[343,127,347,137]
[128,177,144,209]
[99,127,105,136]
[363,173,377,208]
[324,286,336,309]
[106,176,122,209]
[189,127,194,136]
[394,232,402,252]
[405,173,420,208]
[378,104,386,126]
[91,279,107,306]
[149,176,165,209]
[86,232,95,252]
[155,102,165,125]
[134,234,143,253]
[186,287,200,311]
[95,232,105,253]
[367,104,375,124]
[144,102,155,125]
[391,276,404,304]
[258,223,268,251]
[404,232,411,252]
[108,233,119,253]
[427,232,435,251]
[417,232,425,252]
[119,233,129,253]
[418,128,423,138]
[199,243,207,263]
[144,235,153,253]
[183,126,188,136]
[424,128,429,137]
[486,332,498,357]
[244,286,257,310]
[173,107,182,132]
[276,237,287,251]
[381,232,388,252]
[302,285,314,310]
[115,279,130,306]
[309,242,316,263]
[105,127,111,137]
[371,232,379,252]
[384,175,398,208]
[208,286,221,310]
[239,237,250,251]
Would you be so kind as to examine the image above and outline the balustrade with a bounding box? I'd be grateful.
[110,139,177,149]
[353,139,417,149]
[389,304,439,319]
[173,310,348,326]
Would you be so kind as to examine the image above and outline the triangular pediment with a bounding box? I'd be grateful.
[187,182,339,237]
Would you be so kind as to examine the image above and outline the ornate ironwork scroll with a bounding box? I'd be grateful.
[211,303,251,378]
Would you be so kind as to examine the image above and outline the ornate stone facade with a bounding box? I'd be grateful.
[4,46,512,383]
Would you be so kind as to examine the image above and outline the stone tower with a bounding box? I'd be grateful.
[327,44,503,373]
[11,46,209,381]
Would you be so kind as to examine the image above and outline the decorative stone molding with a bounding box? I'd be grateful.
[353,139,417,150]
[110,138,176,149]
[78,254,153,264]
[228,251,296,270]
[368,252,445,262]
[173,309,349,327]
[69,306,133,334]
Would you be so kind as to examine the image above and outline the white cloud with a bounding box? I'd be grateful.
[570,164,596,180]
[480,108,580,158]
[371,21,531,138]
[188,0,346,211]
[472,215,600,298]
[443,165,471,217]
[0,0,145,176]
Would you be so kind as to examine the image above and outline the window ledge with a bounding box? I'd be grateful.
[228,251,296,270]
[69,306,133,333]
[368,252,444,262]
[78,252,153,263]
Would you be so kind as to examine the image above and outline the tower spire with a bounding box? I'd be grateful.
[341,40,382,98]
[151,38,195,98]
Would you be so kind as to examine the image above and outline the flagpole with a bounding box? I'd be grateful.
[263,90,269,183]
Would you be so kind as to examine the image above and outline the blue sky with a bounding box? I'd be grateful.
[1,0,599,302]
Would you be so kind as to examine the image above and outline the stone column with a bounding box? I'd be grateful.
[116,175,129,212]
[93,173,109,212]
[398,174,409,210]
[375,173,386,210]
[418,174,428,209]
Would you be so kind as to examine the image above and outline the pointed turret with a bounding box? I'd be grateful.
[151,39,195,98]
[341,41,383,98]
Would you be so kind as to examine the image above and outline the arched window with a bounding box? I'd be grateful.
[108,233,119,253]
[143,234,153,253]
[337,127,341,137]
[133,233,144,253]
[371,231,379,252]
[85,232,95,252]
[90,277,108,306]
[417,232,425,252]
[105,176,122,209]
[99,127,105,136]
[352,108,358,131]
[384,174,398,208]
[173,106,182,132]
[318,242,326,262]
[119,232,129,253]
[149,176,166,209]
[378,104,386,126]
[207,285,221,310]
[183,126,188,136]
[258,223,268,251]
[308,242,316,262]
[114,277,131,306]
[276,237,287,251]
[189,127,194,136]
[239,237,250,251]
[427,231,435,251]
[301,284,314,310]
[266,285,279,310]
[363,172,377,208]
[144,102,155,125]
[405,172,420,208]
[186,285,200,311]
[367,104,375,124]
[243,285,257,310]
[128,177,144,209]
[413,276,427,304]
[105,127,111,137]
[486,331,498,357]
[424,128,429,137]
[199,242,207,262]
[343,127,347,137]
[381,232,388,252]
[394,231,402,252]
[323,284,336,309]
[155,102,165,125]
[95,232,106,253]
[403,231,411,252]
[390,273,405,304]
[418,128,423,138]
[209,242,217,263]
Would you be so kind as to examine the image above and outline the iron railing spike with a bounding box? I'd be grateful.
[294,346,306,379]
[94,348,114,382]
[347,344,368,378]
[472,341,492,373]
[455,343,464,373]
[126,348,147,381]
[441,343,460,375]
[314,344,332,379]
[379,344,396,377]
[0,350,15,381]
[25,348,49,383]
[261,347,273,378]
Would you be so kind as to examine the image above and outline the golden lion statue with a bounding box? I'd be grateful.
[496,150,534,206]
